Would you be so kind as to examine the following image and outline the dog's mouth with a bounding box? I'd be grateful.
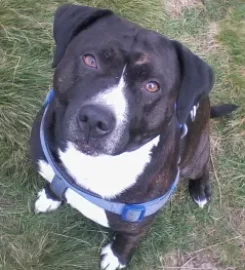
[74,141,125,156]
[73,132,158,157]
[74,140,100,156]
[72,130,128,156]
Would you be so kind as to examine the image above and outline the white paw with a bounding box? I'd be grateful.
[100,243,126,270]
[35,189,61,213]
[194,197,208,209]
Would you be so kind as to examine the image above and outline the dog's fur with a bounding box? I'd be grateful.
[30,4,237,269]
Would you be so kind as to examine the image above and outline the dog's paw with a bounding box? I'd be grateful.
[35,189,61,213]
[189,179,211,208]
[100,243,126,270]
[194,197,208,208]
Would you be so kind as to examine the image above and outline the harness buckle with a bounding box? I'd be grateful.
[122,204,146,222]
[50,175,67,201]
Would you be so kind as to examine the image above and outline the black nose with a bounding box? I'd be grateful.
[77,105,115,137]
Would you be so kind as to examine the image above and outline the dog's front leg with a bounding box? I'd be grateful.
[189,165,211,208]
[35,184,63,213]
[101,230,147,270]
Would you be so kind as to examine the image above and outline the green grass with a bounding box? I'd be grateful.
[0,0,245,269]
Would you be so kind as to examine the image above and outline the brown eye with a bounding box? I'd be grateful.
[83,54,97,68]
[145,81,160,92]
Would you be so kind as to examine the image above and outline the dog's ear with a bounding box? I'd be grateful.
[172,40,215,124]
[52,4,113,68]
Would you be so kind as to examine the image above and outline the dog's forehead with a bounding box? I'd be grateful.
[75,15,169,57]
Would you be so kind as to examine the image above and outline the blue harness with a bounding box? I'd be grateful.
[40,90,186,223]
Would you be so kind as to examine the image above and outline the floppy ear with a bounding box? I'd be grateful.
[172,40,215,124]
[52,4,113,68]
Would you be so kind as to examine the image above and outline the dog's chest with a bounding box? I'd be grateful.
[58,140,159,198]
[38,137,159,226]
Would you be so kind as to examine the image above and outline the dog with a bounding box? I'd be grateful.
[30,4,237,270]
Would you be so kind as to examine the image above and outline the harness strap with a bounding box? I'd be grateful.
[49,169,179,222]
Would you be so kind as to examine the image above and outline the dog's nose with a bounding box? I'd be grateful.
[78,105,115,137]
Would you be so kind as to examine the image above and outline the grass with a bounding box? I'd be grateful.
[0,0,244,269]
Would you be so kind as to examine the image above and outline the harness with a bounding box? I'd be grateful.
[40,90,188,223]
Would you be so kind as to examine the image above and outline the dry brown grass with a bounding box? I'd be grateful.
[164,0,205,18]
[225,208,245,259]
[239,68,245,77]
[177,22,221,56]
[159,249,237,270]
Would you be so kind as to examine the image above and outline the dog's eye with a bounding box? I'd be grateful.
[145,81,160,92]
[83,55,97,68]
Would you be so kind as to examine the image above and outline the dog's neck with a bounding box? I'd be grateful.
[47,100,180,201]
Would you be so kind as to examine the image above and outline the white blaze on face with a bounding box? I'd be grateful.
[91,66,128,152]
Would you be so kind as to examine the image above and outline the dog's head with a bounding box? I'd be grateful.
[52,4,214,156]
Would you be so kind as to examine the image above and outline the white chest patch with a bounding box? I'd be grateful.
[65,188,110,227]
[58,136,160,198]
[38,136,159,227]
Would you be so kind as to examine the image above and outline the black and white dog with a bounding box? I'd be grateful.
[30,4,237,270]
